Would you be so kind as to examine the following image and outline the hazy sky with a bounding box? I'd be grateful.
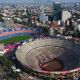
[0,0,80,3]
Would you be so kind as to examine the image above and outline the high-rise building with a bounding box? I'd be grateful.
[62,10,72,23]
[53,2,62,21]
[40,10,48,24]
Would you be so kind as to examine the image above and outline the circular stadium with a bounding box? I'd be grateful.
[16,39,80,77]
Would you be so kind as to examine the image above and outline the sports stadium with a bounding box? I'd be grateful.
[0,27,80,79]
[16,39,80,79]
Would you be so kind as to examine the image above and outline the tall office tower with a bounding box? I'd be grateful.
[53,2,62,21]
[26,8,31,23]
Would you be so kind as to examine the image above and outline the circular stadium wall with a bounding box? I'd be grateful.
[16,39,80,76]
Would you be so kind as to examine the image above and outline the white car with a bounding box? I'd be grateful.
[11,66,21,72]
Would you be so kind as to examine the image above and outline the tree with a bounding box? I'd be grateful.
[0,56,13,71]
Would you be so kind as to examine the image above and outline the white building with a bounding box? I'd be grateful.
[62,10,72,22]
[40,13,48,24]
[78,24,80,31]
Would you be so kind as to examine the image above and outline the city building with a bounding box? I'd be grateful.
[65,18,74,31]
[0,21,5,29]
[74,22,80,32]
[40,12,48,25]
[53,2,62,21]
[62,10,72,22]
[4,18,14,28]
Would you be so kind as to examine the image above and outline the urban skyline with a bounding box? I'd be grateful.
[0,0,80,4]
